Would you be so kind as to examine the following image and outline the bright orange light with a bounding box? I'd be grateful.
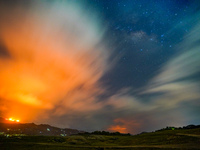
[0,3,109,123]
[7,118,20,122]
[9,118,14,121]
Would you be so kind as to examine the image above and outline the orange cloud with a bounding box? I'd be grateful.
[0,2,109,122]
[108,125,128,133]
[107,118,140,134]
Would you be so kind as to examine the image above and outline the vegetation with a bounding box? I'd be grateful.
[0,126,200,150]
[79,131,131,136]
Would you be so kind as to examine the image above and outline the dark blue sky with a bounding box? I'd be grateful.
[88,0,199,94]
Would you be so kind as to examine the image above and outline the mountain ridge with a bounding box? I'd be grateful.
[0,117,84,136]
[1,117,200,136]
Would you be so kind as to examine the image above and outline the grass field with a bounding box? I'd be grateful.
[0,128,200,150]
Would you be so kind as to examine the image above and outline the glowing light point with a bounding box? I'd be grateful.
[9,118,14,121]
[7,117,20,122]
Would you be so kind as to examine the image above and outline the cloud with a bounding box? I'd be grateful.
[137,15,200,129]
[105,14,200,134]
[0,1,110,121]
[0,44,10,58]
[107,118,140,133]
[143,18,200,109]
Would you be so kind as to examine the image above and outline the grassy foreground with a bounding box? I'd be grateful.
[0,127,200,150]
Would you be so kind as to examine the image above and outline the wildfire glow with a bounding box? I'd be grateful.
[0,1,108,122]
[9,118,13,121]
[6,118,20,122]
[108,125,127,133]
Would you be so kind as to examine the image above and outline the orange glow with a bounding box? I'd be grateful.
[0,3,108,123]
[5,118,20,122]
[108,125,127,133]
[9,118,13,121]
[107,118,141,134]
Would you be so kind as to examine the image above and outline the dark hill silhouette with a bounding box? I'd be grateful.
[0,117,84,136]
[1,117,200,137]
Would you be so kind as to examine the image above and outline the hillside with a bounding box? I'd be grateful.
[0,117,84,136]
[0,119,200,149]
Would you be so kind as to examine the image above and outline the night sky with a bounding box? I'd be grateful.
[0,0,200,134]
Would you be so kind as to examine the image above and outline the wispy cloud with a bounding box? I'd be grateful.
[105,14,200,133]
[144,17,200,109]
[0,1,110,121]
